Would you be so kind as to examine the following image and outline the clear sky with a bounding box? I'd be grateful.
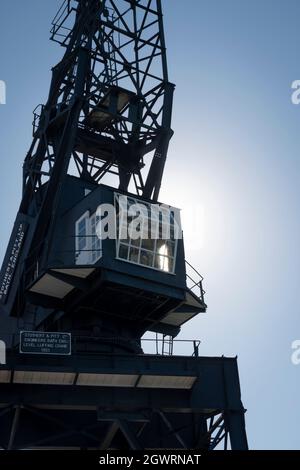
[1,0,300,450]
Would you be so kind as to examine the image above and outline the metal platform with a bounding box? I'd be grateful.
[0,350,247,450]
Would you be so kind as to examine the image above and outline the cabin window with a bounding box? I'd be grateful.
[115,194,179,274]
[75,211,101,265]
[90,213,101,263]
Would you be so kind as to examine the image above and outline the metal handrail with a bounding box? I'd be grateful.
[185,260,206,303]
[185,259,204,281]
[0,333,201,358]
[50,0,75,44]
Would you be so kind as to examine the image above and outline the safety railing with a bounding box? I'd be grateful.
[185,260,206,304]
[0,333,201,358]
[50,0,77,46]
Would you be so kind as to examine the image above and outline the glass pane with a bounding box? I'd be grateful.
[118,196,128,209]
[91,236,101,251]
[157,240,168,254]
[150,222,158,239]
[127,197,136,207]
[128,222,142,240]
[118,244,129,260]
[154,254,170,272]
[161,222,173,240]
[139,204,149,218]
[150,209,159,221]
[119,223,129,242]
[78,219,86,233]
[130,237,141,248]
[166,240,176,257]
[141,238,155,251]
[141,221,150,238]
[129,247,139,263]
[170,223,175,240]
[168,258,174,273]
[79,237,86,250]
[140,250,154,267]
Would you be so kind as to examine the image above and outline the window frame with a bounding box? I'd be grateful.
[115,193,179,275]
[75,210,102,265]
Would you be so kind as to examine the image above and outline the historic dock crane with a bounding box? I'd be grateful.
[0,0,248,450]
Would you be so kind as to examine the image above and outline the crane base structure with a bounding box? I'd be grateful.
[0,348,247,450]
